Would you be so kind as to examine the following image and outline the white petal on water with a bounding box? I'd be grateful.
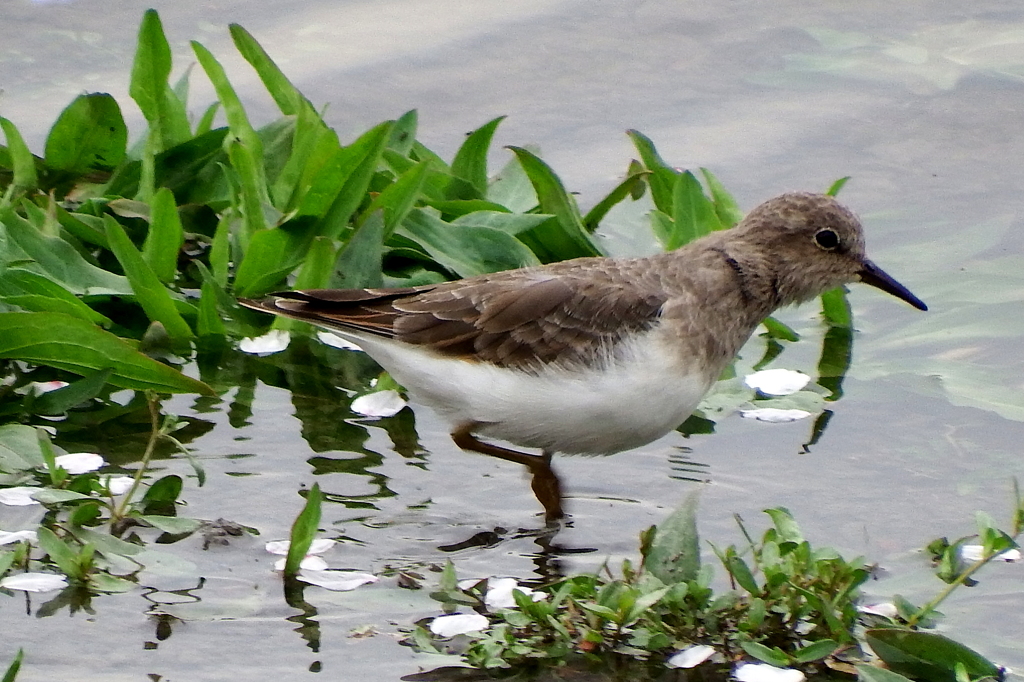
[317,331,363,352]
[739,408,813,423]
[667,644,716,668]
[484,577,544,610]
[266,538,335,556]
[0,529,38,545]
[961,544,1022,562]
[859,602,899,618]
[734,663,806,682]
[350,390,406,418]
[429,613,489,637]
[274,555,329,571]
[297,570,377,591]
[54,452,105,474]
[744,369,810,396]
[239,330,291,355]
[0,487,44,506]
[0,572,68,593]
[102,476,136,495]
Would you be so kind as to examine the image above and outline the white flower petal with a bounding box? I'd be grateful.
[0,530,38,546]
[307,538,336,555]
[265,540,290,555]
[350,390,406,418]
[457,578,483,591]
[102,476,135,495]
[667,644,716,668]
[317,331,363,352]
[484,577,543,610]
[0,572,68,593]
[859,602,899,618]
[297,570,377,591]
[239,330,291,355]
[744,369,811,396]
[429,613,489,637]
[17,381,69,396]
[54,452,105,474]
[0,487,44,506]
[961,544,1022,562]
[734,663,806,682]
[739,408,813,423]
[273,555,329,571]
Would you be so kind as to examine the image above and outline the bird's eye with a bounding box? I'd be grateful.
[814,229,840,251]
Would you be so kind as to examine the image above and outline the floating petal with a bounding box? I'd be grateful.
[961,544,1022,562]
[744,369,810,396]
[239,330,291,355]
[0,530,38,546]
[429,613,489,637]
[739,408,813,423]
[0,572,68,593]
[54,452,105,474]
[298,570,377,591]
[0,487,44,506]
[351,390,406,418]
[667,644,716,668]
[484,577,544,610]
[734,663,806,682]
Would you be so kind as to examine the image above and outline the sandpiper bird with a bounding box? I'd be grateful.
[241,193,926,521]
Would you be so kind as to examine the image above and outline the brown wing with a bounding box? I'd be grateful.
[241,263,668,370]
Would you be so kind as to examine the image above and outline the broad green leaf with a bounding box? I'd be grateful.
[230,23,304,116]
[0,208,132,296]
[44,93,127,173]
[856,664,917,682]
[32,368,112,415]
[641,488,701,584]
[671,171,723,249]
[0,117,39,189]
[330,211,385,289]
[0,423,46,471]
[139,515,203,535]
[361,160,430,237]
[397,208,541,278]
[626,129,679,215]
[129,9,190,153]
[272,102,335,210]
[761,316,800,342]
[0,267,112,324]
[142,187,185,283]
[32,490,91,504]
[388,110,418,156]
[88,573,137,593]
[727,555,760,594]
[103,215,194,340]
[292,236,337,290]
[700,168,744,228]
[2,648,22,682]
[583,168,647,232]
[307,121,393,239]
[0,312,214,394]
[197,279,227,337]
[35,527,82,579]
[284,483,323,576]
[451,210,550,236]
[487,152,536,213]
[764,507,804,543]
[450,115,505,198]
[210,214,230,287]
[865,629,1000,682]
[233,219,318,297]
[793,639,839,663]
[507,146,602,259]
[740,642,791,667]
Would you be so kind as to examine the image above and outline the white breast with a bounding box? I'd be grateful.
[344,329,711,455]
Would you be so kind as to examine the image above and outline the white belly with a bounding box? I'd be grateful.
[344,330,711,455]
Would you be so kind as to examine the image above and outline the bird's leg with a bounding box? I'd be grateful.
[451,425,564,523]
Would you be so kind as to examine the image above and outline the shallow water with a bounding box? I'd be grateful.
[2,0,1024,679]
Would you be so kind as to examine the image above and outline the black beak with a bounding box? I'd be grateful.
[858,260,928,311]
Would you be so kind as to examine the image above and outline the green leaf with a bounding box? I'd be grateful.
[764,507,804,543]
[44,93,127,173]
[291,236,338,290]
[0,312,214,394]
[88,573,137,593]
[284,483,323,576]
[32,368,112,415]
[793,639,839,663]
[103,215,194,339]
[197,279,228,337]
[330,211,385,289]
[856,665,917,682]
[362,160,430,236]
[727,555,760,594]
[740,641,791,667]
[582,168,647,232]
[388,110,418,156]
[397,208,541,278]
[450,116,505,198]
[35,527,83,580]
[32,490,91,504]
[0,117,39,189]
[626,129,679,215]
[506,147,602,259]
[233,220,318,297]
[826,176,850,196]
[0,267,112,324]
[129,9,191,153]
[700,168,744,228]
[229,23,304,116]
[641,488,701,584]
[0,208,132,296]
[142,187,185,283]
[821,287,852,328]
[451,211,549,236]
[865,629,1001,682]
[670,171,723,249]
[139,515,203,535]
[0,423,46,471]
[761,316,800,342]
[2,648,23,682]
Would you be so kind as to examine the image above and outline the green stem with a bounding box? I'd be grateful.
[909,554,1003,628]
[113,392,162,520]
